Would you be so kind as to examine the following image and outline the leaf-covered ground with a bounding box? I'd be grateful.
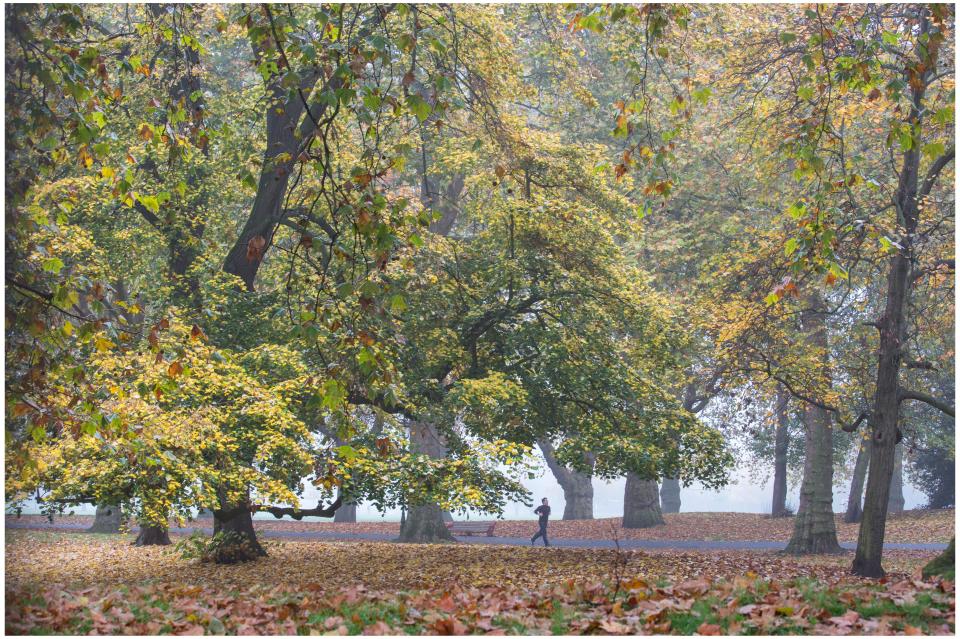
[5,530,955,635]
[9,507,955,543]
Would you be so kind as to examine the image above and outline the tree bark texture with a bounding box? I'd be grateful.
[333,501,358,523]
[771,386,790,517]
[399,420,455,542]
[88,504,122,534]
[853,7,950,578]
[538,440,594,520]
[623,473,664,528]
[212,501,267,564]
[660,477,681,514]
[785,294,842,554]
[844,438,870,524]
[887,443,905,514]
[133,525,171,546]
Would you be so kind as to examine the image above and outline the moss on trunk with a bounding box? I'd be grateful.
[922,538,955,580]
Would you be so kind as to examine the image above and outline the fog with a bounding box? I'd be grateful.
[13,452,926,522]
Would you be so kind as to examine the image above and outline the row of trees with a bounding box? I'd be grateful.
[6,3,954,578]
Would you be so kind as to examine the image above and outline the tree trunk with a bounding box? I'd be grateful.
[854,245,911,576]
[623,473,664,528]
[399,420,455,542]
[333,501,358,523]
[660,477,681,514]
[538,440,594,520]
[853,9,937,578]
[844,438,870,524]
[88,504,122,534]
[212,496,267,564]
[400,503,454,543]
[222,11,389,290]
[133,525,171,546]
[785,295,842,554]
[561,471,594,520]
[922,537,955,580]
[771,387,790,517]
[887,443,905,514]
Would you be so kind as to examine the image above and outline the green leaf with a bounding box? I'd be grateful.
[139,195,160,214]
[42,257,65,274]
[779,32,797,45]
[320,379,347,410]
[406,94,431,122]
[336,444,358,461]
[922,141,946,161]
[828,262,849,280]
[784,238,799,257]
[389,294,407,313]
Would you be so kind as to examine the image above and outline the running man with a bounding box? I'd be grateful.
[531,497,551,546]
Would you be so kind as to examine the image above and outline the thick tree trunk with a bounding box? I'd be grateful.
[399,420,454,542]
[785,295,842,554]
[88,504,122,534]
[623,473,664,528]
[212,503,267,563]
[538,440,594,520]
[887,444,905,514]
[333,502,358,523]
[400,503,454,543]
[133,525,171,546]
[660,477,681,514]
[561,472,594,520]
[844,438,870,524]
[771,387,790,517]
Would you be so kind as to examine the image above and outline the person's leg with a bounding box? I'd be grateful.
[537,521,548,546]
[532,527,542,543]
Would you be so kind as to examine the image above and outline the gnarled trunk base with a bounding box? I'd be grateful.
[133,525,170,546]
[213,507,266,564]
[398,503,455,543]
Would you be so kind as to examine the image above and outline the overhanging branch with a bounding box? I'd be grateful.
[255,495,342,520]
[898,389,955,417]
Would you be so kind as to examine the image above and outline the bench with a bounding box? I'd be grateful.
[446,521,496,537]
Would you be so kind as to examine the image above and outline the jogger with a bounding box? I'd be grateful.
[531,497,551,546]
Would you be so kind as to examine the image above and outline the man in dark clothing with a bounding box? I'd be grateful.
[531,497,551,546]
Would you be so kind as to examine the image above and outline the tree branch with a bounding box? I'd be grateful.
[255,495,342,520]
[898,389,955,417]
[919,145,955,198]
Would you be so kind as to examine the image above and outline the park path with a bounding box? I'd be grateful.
[5,521,947,551]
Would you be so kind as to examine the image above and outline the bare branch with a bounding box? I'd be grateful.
[899,389,955,417]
